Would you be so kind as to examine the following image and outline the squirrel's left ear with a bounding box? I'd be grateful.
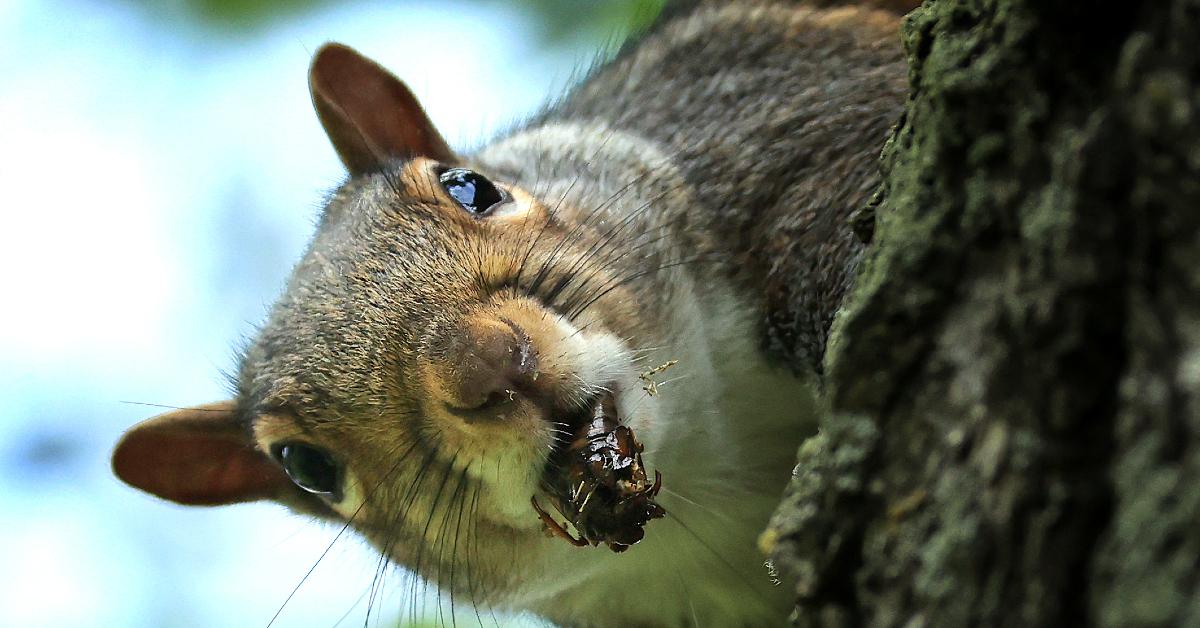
[309,42,457,175]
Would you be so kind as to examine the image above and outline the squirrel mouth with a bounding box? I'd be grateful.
[533,391,665,552]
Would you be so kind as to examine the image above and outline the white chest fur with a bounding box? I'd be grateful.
[477,124,817,625]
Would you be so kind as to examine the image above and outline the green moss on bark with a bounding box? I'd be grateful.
[765,0,1200,625]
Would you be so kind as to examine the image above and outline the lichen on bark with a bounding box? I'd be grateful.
[764,0,1200,625]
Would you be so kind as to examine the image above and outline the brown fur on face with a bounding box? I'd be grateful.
[234,153,664,591]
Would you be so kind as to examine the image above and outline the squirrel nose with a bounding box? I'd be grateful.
[428,317,539,418]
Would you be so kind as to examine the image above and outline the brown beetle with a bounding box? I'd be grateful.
[534,393,665,552]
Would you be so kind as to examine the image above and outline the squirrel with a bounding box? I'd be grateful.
[111,1,912,625]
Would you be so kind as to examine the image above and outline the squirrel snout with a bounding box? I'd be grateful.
[422,316,540,420]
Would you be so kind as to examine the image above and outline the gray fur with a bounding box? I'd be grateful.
[536,1,909,372]
[232,1,911,625]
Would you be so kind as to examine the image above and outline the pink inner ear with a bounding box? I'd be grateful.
[113,413,291,506]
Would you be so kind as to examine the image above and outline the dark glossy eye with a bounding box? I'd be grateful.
[273,442,341,499]
[438,167,507,215]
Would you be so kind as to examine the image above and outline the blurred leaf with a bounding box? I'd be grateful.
[481,0,668,44]
[120,0,667,44]
[133,0,336,32]
[184,0,328,26]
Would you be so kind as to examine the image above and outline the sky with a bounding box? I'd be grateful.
[0,1,623,625]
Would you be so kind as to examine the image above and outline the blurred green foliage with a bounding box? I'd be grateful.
[131,0,667,46]
[482,0,667,44]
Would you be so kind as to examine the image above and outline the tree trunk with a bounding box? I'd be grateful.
[763,0,1200,625]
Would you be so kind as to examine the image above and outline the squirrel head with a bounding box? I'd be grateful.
[112,43,670,595]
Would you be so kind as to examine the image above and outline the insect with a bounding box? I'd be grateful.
[638,360,679,396]
[533,393,665,552]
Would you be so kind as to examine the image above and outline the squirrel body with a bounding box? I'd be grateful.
[112,1,911,625]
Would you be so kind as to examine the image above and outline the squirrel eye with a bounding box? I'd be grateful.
[273,442,342,500]
[438,168,507,215]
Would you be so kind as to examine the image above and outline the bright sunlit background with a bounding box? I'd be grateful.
[0,1,662,625]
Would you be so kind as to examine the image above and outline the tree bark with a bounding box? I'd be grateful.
[763,0,1200,625]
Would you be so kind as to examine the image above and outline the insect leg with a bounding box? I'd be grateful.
[531,496,589,547]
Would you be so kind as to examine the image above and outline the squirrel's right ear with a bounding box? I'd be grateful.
[309,42,457,175]
[111,401,292,506]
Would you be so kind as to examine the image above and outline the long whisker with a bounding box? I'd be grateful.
[267,432,418,628]
[329,588,371,628]
[657,487,735,525]
[670,542,702,628]
[471,491,502,627]
[463,482,493,627]
[362,437,438,628]
[515,130,618,296]
[556,228,676,316]
[431,460,470,628]
[569,255,724,321]
[663,510,775,609]
[536,168,662,305]
[446,464,472,628]
[408,451,459,625]
[551,179,688,312]
[392,444,444,625]
[117,400,227,411]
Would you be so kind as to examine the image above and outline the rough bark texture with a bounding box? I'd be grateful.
[763,0,1200,625]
